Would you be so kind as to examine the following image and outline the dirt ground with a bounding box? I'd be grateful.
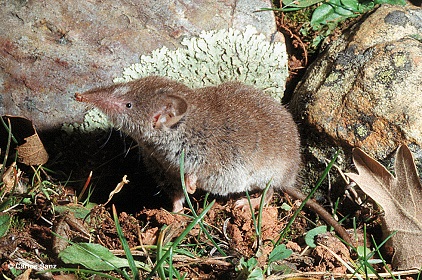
[0,188,359,279]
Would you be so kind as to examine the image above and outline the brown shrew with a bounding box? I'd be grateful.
[75,76,352,244]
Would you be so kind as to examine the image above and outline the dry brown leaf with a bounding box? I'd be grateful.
[2,116,49,166]
[103,175,130,206]
[17,133,49,166]
[1,162,25,199]
[345,145,422,269]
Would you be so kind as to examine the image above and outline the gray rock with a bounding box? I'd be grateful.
[291,4,422,159]
[0,0,280,131]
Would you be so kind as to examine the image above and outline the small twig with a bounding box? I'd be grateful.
[78,171,92,202]
[278,22,308,67]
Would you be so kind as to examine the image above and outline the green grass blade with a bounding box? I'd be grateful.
[245,190,259,239]
[0,118,13,180]
[156,225,167,279]
[112,205,140,280]
[257,181,272,242]
[168,246,174,280]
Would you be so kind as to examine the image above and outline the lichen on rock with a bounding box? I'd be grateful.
[114,26,288,101]
[62,108,111,133]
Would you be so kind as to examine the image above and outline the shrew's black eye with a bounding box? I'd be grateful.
[126,103,132,108]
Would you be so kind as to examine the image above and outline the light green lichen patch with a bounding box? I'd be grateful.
[62,108,111,134]
[114,26,288,101]
[392,52,408,68]
[326,72,340,84]
[354,123,369,139]
[376,67,395,84]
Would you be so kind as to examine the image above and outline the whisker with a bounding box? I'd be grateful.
[98,128,114,149]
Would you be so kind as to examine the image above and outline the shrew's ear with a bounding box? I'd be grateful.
[152,95,188,129]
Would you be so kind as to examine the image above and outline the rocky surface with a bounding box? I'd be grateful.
[291,4,422,159]
[0,0,280,131]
